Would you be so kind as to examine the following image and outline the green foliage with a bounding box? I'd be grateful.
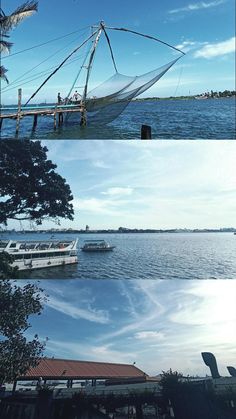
[0,140,74,226]
[160,369,183,401]
[0,252,19,279]
[0,2,38,83]
[0,280,46,385]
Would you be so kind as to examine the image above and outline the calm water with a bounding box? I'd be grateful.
[1,98,235,139]
[2,232,236,279]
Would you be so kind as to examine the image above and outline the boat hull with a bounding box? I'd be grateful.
[81,247,115,252]
[12,256,78,271]
[1,238,79,271]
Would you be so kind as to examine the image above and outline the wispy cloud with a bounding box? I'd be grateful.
[46,339,137,364]
[194,37,235,58]
[93,160,111,169]
[101,187,134,197]
[134,331,165,341]
[169,0,227,14]
[174,40,208,53]
[27,280,236,376]
[47,296,110,324]
[11,141,236,230]
[73,197,131,217]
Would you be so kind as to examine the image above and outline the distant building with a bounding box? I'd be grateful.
[86,225,89,232]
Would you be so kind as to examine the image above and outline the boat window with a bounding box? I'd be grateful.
[14,255,23,260]
[10,243,17,248]
[24,254,32,259]
[20,244,27,250]
[70,250,77,256]
[25,251,71,259]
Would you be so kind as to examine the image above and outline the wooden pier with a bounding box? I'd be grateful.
[0,89,85,136]
[1,89,152,139]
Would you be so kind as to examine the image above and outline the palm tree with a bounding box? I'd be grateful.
[0,1,38,83]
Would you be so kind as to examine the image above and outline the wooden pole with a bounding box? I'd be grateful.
[53,112,57,130]
[58,112,63,126]
[12,380,17,393]
[141,124,152,139]
[15,88,22,136]
[32,114,38,130]
[81,24,103,126]
[80,109,87,127]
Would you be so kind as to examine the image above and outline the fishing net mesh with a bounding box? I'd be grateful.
[67,57,179,125]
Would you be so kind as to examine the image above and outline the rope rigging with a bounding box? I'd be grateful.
[2,53,85,93]
[2,31,88,92]
[1,25,90,59]
[103,27,118,73]
[106,26,186,56]
[2,20,186,125]
[24,29,99,106]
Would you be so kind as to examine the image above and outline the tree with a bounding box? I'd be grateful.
[0,140,74,226]
[159,369,183,417]
[0,280,47,385]
[160,369,183,399]
[0,1,38,83]
[0,252,19,279]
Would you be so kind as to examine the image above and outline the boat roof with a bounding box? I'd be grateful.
[5,239,75,243]
[83,239,106,242]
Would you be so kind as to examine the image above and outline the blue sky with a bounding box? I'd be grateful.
[1,0,235,104]
[22,279,236,376]
[5,140,236,231]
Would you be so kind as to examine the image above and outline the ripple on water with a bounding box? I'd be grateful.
[1,98,235,139]
[9,232,235,279]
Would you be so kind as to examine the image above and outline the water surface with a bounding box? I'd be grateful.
[1,98,235,139]
[2,232,235,279]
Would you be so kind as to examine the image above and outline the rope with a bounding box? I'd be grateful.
[24,30,98,106]
[65,32,92,103]
[1,32,88,91]
[106,26,186,56]
[2,54,84,93]
[1,26,90,60]
[82,28,102,102]
[103,27,118,73]
[173,64,183,97]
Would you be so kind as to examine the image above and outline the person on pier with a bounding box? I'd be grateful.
[57,92,63,104]
[72,90,81,103]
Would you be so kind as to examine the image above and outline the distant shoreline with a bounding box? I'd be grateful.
[133,94,236,102]
[1,228,236,234]
[2,92,235,108]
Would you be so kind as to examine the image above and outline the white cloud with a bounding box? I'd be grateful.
[32,280,236,376]
[194,37,236,58]
[73,197,126,216]
[169,0,227,14]
[93,160,111,169]
[174,40,208,53]
[101,187,134,197]
[47,296,110,324]
[89,345,137,363]
[46,340,136,364]
[135,331,165,341]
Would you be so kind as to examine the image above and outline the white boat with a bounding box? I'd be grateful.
[81,239,115,252]
[0,239,78,271]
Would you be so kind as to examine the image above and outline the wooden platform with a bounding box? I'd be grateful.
[0,89,86,135]
[0,106,83,120]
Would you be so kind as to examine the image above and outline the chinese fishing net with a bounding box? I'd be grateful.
[66,57,180,126]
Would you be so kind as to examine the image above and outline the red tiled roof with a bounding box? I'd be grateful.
[20,358,147,380]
